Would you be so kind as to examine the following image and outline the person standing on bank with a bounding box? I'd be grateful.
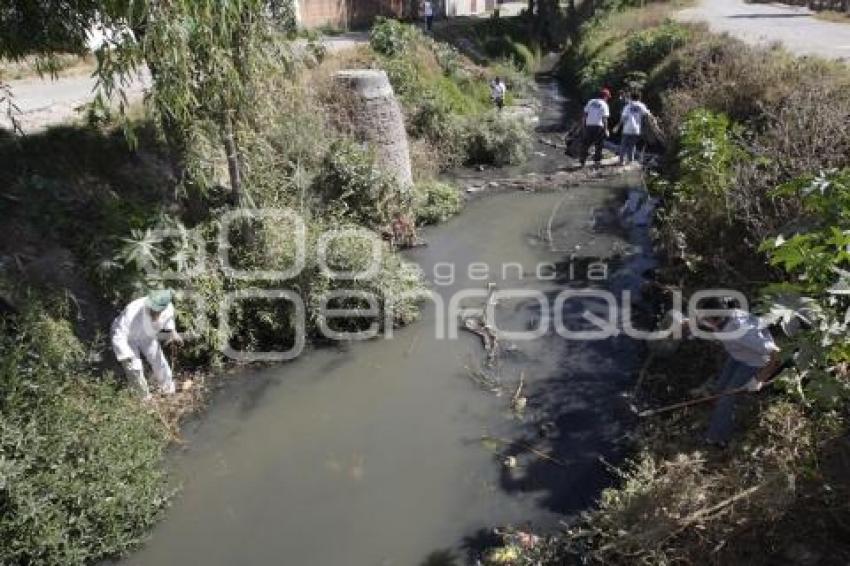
[614,91,653,166]
[579,88,611,167]
[111,289,183,401]
[490,76,507,111]
[689,301,782,446]
[423,0,434,33]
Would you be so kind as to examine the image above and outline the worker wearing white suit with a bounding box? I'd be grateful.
[111,290,182,400]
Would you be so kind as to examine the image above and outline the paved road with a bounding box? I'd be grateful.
[0,33,368,133]
[677,0,850,60]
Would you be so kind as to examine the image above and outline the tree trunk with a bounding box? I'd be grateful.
[222,112,245,207]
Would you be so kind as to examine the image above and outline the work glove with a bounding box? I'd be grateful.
[744,377,763,392]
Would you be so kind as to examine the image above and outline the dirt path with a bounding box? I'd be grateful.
[0,70,150,133]
[1,33,369,133]
[677,0,850,60]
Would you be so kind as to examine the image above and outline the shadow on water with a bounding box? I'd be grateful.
[491,183,655,516]
[419,548,461,566]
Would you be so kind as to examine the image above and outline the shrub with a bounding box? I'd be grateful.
[382,56,422,101]
[576,55,617,97]
[269,0,297,35]
[757,170,850,411]
[369,19,532,170]
[305,225,426,332]
[0,301,171,565]
[670,109,741,202]
[510,41,537,73]
[310,141,402,228]
[464,113,533,166]
[409,95,470,169]
[624,22,690,73]
[413,181,462,225]
[483,36,537,72]
[431,40,463,77]
[370,17,418,57]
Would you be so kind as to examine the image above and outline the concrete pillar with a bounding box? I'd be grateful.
[333,69,413,190]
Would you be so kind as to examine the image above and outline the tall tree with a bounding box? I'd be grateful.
[94,0,288,206]
[0,1,101,131]
[1,0,294,206]
[0,0,99,60]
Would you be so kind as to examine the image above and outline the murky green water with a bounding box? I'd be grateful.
[125,181,652,566]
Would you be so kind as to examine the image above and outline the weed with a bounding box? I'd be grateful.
[413,181,462,225]
[464,113,533,166]
[0,298,171,565]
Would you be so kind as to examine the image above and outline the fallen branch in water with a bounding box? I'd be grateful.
[464,358,502,394]
[511,371,527,413]
[482,435,568,468]
[460,283,500,366]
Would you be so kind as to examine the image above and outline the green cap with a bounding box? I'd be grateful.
[145,289,173,312]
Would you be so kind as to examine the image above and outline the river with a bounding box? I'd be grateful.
[125,77,656,566]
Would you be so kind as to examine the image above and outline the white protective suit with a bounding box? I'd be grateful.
[111,297,177,398]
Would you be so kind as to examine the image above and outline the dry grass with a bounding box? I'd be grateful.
[602,0,695,35]
[813,9,850,22]
[148,374,207,444]
[409,137,442,181]
[641,29,850,268]
[304,46,377,141]
[0,54,96,81]
[559,391,826,564]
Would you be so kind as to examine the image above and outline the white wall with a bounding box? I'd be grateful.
[445,0,487,17]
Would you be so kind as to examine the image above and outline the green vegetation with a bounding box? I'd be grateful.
[369,18,534,170]
[759,169,850,410]
[413,181,463,225]
[465,112,533,166]
[481,2,850,564]
[561,11,691,97]
[311,141,403,227]
[0,298,171,565]
[434,3,574,67]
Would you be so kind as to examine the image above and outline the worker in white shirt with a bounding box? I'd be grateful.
[614,91,654,166]
[683,298,782,446]
[579,88,611,167]
[423,1,434,32]
[111,290,183,400]
[490,76,507,110]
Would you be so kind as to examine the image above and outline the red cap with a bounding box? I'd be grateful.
[600,88,611,100]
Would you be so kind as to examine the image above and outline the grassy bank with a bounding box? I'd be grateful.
[0,20,530,562]
[368,18,535,172]
[482,2,850,564]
